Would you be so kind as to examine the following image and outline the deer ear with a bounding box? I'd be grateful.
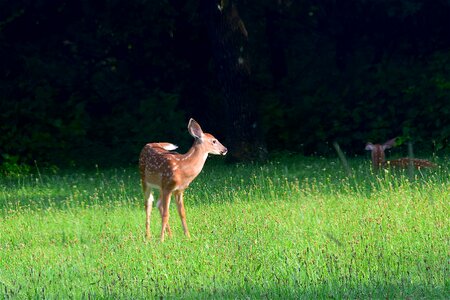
[383,138,396,149]
[188,118,204,139]
[365,143,374,151]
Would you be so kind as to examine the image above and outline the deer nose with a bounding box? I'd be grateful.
[221,148,228,155]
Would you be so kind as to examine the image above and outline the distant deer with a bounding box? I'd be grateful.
[365,138,436,170]
[139,119,227,241]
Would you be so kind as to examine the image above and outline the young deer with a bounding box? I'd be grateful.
[139,119,227,241]
[365,138,436,170]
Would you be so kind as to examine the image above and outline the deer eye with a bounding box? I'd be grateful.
[212,140,217,144]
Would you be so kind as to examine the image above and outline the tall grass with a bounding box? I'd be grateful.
[0,156,448,299]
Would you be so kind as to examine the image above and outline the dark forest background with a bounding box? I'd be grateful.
[1,0,450,168]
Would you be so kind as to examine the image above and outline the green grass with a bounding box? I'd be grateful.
[0,156,449,299]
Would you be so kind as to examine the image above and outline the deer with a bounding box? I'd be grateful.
[139,118,227,242]
[365,138,436,170]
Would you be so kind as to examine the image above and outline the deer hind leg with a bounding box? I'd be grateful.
[175,191,190,238]
[143,185,154,240]
[159,191,172,242]
[157,197,172,238]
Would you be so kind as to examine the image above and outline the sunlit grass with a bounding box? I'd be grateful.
[0,156,448,298]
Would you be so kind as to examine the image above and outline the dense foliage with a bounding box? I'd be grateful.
[1,0,449,167]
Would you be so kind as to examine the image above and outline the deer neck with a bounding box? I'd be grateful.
[371,145,386,169]
[179,140,209,178]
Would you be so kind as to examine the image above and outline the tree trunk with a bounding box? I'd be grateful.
[202,0,266,162]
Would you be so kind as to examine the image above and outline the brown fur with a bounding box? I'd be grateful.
[365,138,436,171]
[139,119,227,242]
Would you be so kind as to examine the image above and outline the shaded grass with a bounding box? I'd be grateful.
[0,155,449,298]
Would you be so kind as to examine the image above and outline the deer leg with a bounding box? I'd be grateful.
[160,191,172,242]
[175,191,190,238]
[143,186,153,240]
[157,198,172,237]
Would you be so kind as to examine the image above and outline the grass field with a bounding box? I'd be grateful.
[0,155,449,299]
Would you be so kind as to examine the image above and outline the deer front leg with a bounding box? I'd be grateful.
[157,197,172,237]
[160,191,172,242]
[175,191,190,238]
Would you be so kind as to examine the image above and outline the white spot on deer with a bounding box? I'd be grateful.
[162,143,178,151]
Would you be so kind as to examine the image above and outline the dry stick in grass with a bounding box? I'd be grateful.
[407,141,414,181]
[333,142,353,177]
